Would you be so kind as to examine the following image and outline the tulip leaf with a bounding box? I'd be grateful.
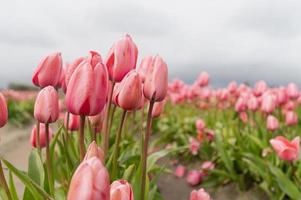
[0,187,9,200]
[8,171,19,200]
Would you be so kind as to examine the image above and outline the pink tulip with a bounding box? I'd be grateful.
[195,119,205,132]
[189,188,211,200]
[138,56,152,83]
[59,66,67,93]
[0,93,8,128]
[89,110,105,131]
[105,34,138,82]
[65,59,108,116]
[239,112,248,123]
[261,92,276,113]
[32,52,62,88]
[270,136,300,161]
[189,137,200,155]
[235,97,247,112]
[205,129,215,141]
[286,83,299,99]
[113,70,142,111]
[30,123,53,148]
[247,96,258,112]
[34,86,59,123]
[152,100,165,118]
[84,141,105,163]
[67,157,110,200]
[267,115,279,131]
[186,170,202,186]
[64,113,80,131]
[65,57,85,86]
[87,51,103,68]
[253,81,267,96]
[227,81,237,94]
[285,111,298,126]
[110,180,134,200]
[174,165,186,178]
[196,72,209,87]
[143,55,168,102]
[276,87,288,106]
[201,161,215,172]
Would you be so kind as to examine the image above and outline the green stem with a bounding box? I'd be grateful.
[103,81,115,157]
[45,123,54,196]
[112,110,127,180]
[108,105,117,136]
[36,121,41,157]
[140,99,155,200]
[79,115,86,161]
[65,112,70,143]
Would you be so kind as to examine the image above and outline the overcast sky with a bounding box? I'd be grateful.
[0,0,301,88]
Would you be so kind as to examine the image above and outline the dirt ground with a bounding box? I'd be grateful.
[0,124,269,199]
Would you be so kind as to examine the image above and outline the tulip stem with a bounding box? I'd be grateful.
[112,110,127,180]
[108,105,117,137]
[103,81,115,158]
[65,112,70,143]
[141,99,155,200]
[79,115,86,161]
[45,123,54,196]
[36,121,41,157]
[0,161,12,200]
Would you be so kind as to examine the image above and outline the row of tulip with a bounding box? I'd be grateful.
[0,34,211,200]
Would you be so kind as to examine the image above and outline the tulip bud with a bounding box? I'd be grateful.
[267,115,279,131]
[105,34,138,82]
[285,111,298,126]
[287,83,299,99]
[174,165,186,178]
[152,100,165,118]
[110,180,134,200]
[227,81,237,94]
[67,157,110,200]
[30,124,53,148]
[64,113,80,131]
[186,170,202,186]
[34,86,59,123]
[247,96,258,112]
[0,93,8,128]
[84,141,105,163]
[32,52,62,88]
[143,55,168,102]
[261,92,276,113]
[189,137,200,155]
[195,119,205,132]
[270,136,300,161]
[196,72,209,87]
[138,56,152,83]
[253,81,267,97]
[189,188,211,200]
[65,57,85,86]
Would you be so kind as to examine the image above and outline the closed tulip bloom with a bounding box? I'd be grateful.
[267,115,279,131]
[110,180,134,200]
[87,51,103,68]
[270,136,300,161]
[105,34,138,82]
[285,111,298,126]
[64,113,80,131]
[195,119,205,132]
[143,55,168,102]
[186,170,202,186]
[174,165,186,178]
[59,67,67,93]
[253,81,267,97]
[89,110,105,130]
[138,56,153,83]
[114,71,142,110]
[0,93,8,128]
[287,83,299,99]
[227,81,237,94]
[30,124,53,148]
[32,52,62,88]
[189,188,211,200]
[67,157,110,200]
[276,87,288,106]
[201,161,215,172]
[34,86,59,123]
[65,60,108,116]
[261,93,276,113]
[235,97,247,112]
[152,100,165,118]
[84,141,105,163]
[65,57,85,86]
[247,96,258,112]
[189,137,200,155]
[196,72,209,87]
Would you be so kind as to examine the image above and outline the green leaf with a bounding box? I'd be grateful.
[0,187,9,200]
[9,171,19,200]
[122,164,135,180]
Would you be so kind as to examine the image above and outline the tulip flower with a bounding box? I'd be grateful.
[195,119,205,132]
[59,66,67,93]
[174,165,186,178]
[64,113,80,131]
[235,97,247,112]
[247,95,258,112]
[189,137,200,155]
[65,57,85,86]
[30,123,53,148]
[227,81,237,94]
[239,112,248,124]
[186,170,202,186]
[267,115,279,131]
[189,188,211,200]
[152,100,165,118]
[287,83,299,99]
[196,71,209,87]
[105,34,138,82]
[32,52,62,88]
[110,180,134,200]
[138,56,153,83]
[261,92,276,114]
[270,136,300,161]
[201,161,215,172]
[67,157,110,200]
[0,93,8,128]
[253,81,267,97]
[84,141,105,163]
[143,55,168,102]
[34,86,59,124]
[285,111,298,126]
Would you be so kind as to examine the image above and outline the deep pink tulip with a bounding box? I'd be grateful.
[64,113,80,131]
[113,70,142,111]
[270,136,300,161]
[186,170,202,186]
[32,52,62,88]
[287,83,299,99]
[84,141,105,163]
[152,100,165,118]
[65,57,85,86]
[34,86,59,123]
[285,111,298,126]
[195,119,205,132]
[196,72,209,87]
[267,115,279,131]
[189,188,211,200]
[110,180,134,200]
[138,56,152,83]
[253,81,267,97]
[105,34,138,82]
[30,123,53,148]
[65,59,108,116]
[67,157,110,200]
[143,55,168,102]
[0,93,8,128]
[189,137,200,155]
[174,165,186,178]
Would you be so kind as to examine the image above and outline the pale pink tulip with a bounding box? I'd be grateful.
[186,170,202,186]
[84,141,105,163]
[189,188,211,200]
[267,115,279,131]
[110,180,134,200]
[196,72,209,87]
[189,137,200,155]
[285,111,298,126]
[270,136,300,161]
[30,123,53,148]
[195,119,205,132]
[152,100,165,118]
[287,83,299,99]
[64,113,80,131]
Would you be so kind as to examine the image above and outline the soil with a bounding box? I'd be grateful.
[0,124,269,199]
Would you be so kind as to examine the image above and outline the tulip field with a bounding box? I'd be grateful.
[0,35,301,200]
